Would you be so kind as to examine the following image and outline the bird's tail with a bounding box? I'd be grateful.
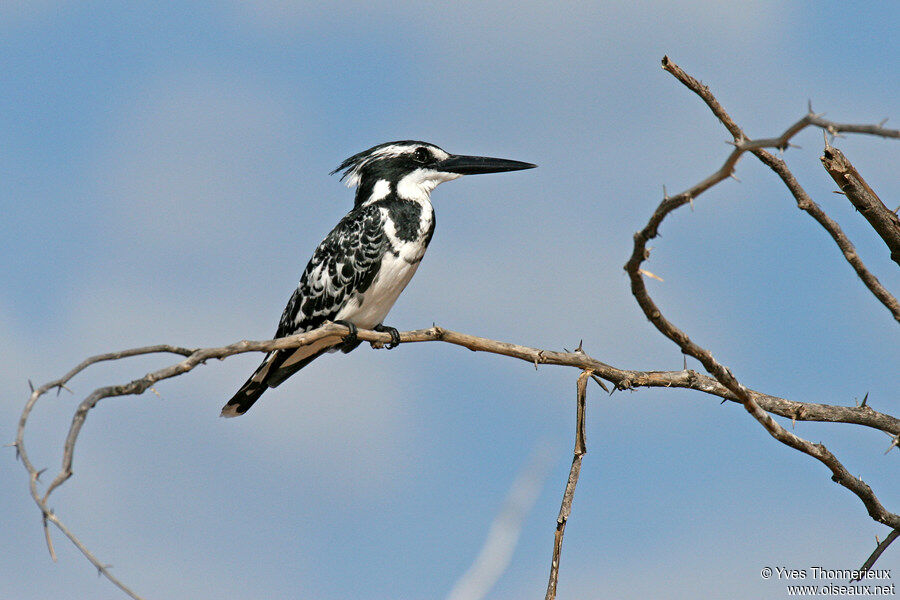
[221,352,281,418]
[220,342,333,417]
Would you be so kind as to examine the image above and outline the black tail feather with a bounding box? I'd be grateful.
[220,351,287,418]
[221,374,270,418]
[220,346,332,417]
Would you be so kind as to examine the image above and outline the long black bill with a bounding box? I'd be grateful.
[436,154,536,175]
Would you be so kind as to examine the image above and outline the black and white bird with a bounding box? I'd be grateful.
[221,141,535,417]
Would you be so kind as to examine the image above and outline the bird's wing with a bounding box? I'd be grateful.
[258,204,388,386]
[277,203,388,338]
[222,205,389,417]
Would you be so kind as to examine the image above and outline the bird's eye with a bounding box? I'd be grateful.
[413,147,430,163]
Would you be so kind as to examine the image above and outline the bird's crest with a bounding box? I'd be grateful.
[330,141,436,188]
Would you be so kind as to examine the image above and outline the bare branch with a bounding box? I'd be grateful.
[624,56,900,557]
[545,369,591,600]
[17,321,900,596]
[853,529,900,581]
[808,115,900,140]
[821,145,900,266]
[753,149,900,321]
[660,56,900,323]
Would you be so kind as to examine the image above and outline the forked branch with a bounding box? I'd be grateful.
[625,55,900,572]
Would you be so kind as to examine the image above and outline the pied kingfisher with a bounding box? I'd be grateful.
[222,141,535,417]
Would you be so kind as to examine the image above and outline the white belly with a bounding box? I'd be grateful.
[333,202,432,330]
[334,250,421,329]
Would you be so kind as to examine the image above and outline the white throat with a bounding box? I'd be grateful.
[396,168,461,202]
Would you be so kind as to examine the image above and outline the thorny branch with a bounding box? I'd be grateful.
[624,54,899,571]
[854,530,900,582]
[14,57,900,598]
[16,324,900,597]
[657,56,900,323]
[820,144,900,266]
[544,369,591,600]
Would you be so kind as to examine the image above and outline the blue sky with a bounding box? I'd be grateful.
[2,2,898,599]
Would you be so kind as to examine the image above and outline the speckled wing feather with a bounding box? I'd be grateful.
[276,204,387,338]
[221,205,387,417]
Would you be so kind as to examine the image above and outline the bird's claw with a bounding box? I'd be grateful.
[334,320,359,346]
[374,324,401,349]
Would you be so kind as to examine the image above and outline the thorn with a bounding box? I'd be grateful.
[807,99,813,114]
[893,204,900,215]
[662,184,668,200]
[590,374,610,393]
[860,392,869,408]
[55,383,73,397]
[720,398,728,404]
[879,117,889,127]
[575,340,584,353]
[683,355,688,370]
[688,195,694,211]
[832,190,846,195]
[638,269,664,282]
[729,173,741,183]
[35,467,47,482]
[787,142,802,150]
[28,379,34,392]
[6,441,21,461]
[884,435,898,455]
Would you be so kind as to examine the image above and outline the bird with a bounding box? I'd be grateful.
[221,140,535,417]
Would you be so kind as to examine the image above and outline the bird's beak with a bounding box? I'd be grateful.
[435,154,537,175]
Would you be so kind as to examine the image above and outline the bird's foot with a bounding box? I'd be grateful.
[333,320,359,347]
[373,324,401,349]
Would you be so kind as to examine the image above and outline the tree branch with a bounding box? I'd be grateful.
[821,144,900,266]
[623,57,900,559]
[545,369,590,600]
[19,324,898,597]
[854,529,900,582]
[659,55,900,323]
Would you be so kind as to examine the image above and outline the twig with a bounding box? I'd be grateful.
[545,370,591,600]
[853,529,900,581]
